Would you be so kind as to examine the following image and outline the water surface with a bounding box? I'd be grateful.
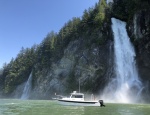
[0,99,149,115]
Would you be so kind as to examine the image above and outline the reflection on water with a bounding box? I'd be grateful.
[117,104,143,115]
[0,99,150,115]
[115,103,150,115]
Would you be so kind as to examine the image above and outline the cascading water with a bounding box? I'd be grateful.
[102,18,143,103]
[106,0,113,4]
[21,72,32,99]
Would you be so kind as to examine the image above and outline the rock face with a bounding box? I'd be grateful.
[127,9,150,101]
[30,38,113,99]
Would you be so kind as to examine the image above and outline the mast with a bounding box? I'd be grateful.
[79,78,80,93]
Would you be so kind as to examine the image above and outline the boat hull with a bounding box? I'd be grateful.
[58,99,99,106]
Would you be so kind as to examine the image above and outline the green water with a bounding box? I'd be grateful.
[0,99,150,115]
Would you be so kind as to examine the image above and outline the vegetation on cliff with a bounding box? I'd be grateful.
[112,0,150,20]
[112,0,150,50]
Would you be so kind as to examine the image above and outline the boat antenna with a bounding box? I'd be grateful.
[79,78,80,93]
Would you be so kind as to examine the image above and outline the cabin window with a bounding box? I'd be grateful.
[72,95,83,98]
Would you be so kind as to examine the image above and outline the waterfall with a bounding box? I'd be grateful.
[21,72,32,99]
[102,18,143,103]
[106,0,113,4]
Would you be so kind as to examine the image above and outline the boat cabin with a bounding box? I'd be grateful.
[66,91,84,101]
[58,91,98,104]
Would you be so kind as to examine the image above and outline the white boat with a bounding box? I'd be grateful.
[57,79,105,106]
[58,91,98,104]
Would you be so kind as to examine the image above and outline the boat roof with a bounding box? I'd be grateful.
[71,91,84,95]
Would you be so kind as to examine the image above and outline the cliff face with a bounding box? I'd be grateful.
[127,8,150,98]
[30,38,113,99]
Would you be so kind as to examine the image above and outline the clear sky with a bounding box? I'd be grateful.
[0,0,98,68]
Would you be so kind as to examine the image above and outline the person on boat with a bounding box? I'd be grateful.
[99,100,105,107]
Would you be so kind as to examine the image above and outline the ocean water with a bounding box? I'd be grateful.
[0,99,150,115]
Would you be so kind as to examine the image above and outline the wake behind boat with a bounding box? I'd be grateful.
[58,91,98,104]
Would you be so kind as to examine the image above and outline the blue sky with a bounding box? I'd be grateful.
[0,0,98,68]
